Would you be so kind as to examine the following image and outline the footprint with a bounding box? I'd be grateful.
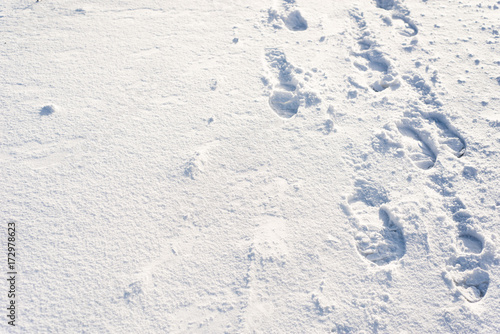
[457,234,483,254]
[354,49,390,73]
[264,48,300,118]
[374,0,418,37]
[349,9,400,93]
[374,0,396,10]
[396,123,437,170]
[445,207,491,303]
[447,238,490,303]
[428,117,466,158]
[269,91,300,118]
[354,208,406,265]
[377,118,463,167]
[449,267,490,303]
[345,180,406,265]
[281,0,308,31]
[263,0,308,32]
[263,48,320,118]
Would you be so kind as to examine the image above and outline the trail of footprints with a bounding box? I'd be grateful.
[258,0,493,304]
[261,1,328,119]
[374,0,447,109]
[344,180,491,303]
[347,0,423,96]
[346,0,490,303]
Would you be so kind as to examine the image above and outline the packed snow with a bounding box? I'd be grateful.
[1,0,499,332]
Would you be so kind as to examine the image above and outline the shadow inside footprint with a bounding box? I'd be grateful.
[265,48,301,118]
[40,105,56,116]
[355,208,406,265]
[458,234,483,254]
[392,14,418,36]
[375,0,396,10]
[447,219,489,303]
[451,268,489,303]
[283,10,308,31]
[430,117,466,158]
[269,91,300,118]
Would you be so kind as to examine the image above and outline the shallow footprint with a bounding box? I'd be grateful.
[355,207,406,265]
[265,1,308,32]
[392,14,418,37]
[397,124,437,169]
[429,117,466,158]
[346,180,405,266]
[447,222,490,303]
[375,0,396,10]
[264,48,300,118]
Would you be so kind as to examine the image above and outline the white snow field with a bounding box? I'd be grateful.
[1,0,499,332]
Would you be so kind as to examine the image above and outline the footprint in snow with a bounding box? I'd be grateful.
[374,0,397,10]
[374,0,418,37]
[396,123,437,170]
[263,48,320,118]
[449,267,490,303]
[395,117,465,170]
[445,208,491,303]
[428,116,466,158]
[348,9,400,93]
[280,0,308,31]
[264,48,300,118]
[344,179,406,265]
[264,0,308,32]
[391,14,418,37]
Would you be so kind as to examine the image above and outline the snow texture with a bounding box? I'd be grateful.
[1,0,499,332]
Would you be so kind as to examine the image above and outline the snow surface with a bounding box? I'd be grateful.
[1,0,500,332]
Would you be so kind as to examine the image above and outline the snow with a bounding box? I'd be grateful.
[0,0,499,332]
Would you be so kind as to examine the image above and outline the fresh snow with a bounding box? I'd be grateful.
[1,0,500,332]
